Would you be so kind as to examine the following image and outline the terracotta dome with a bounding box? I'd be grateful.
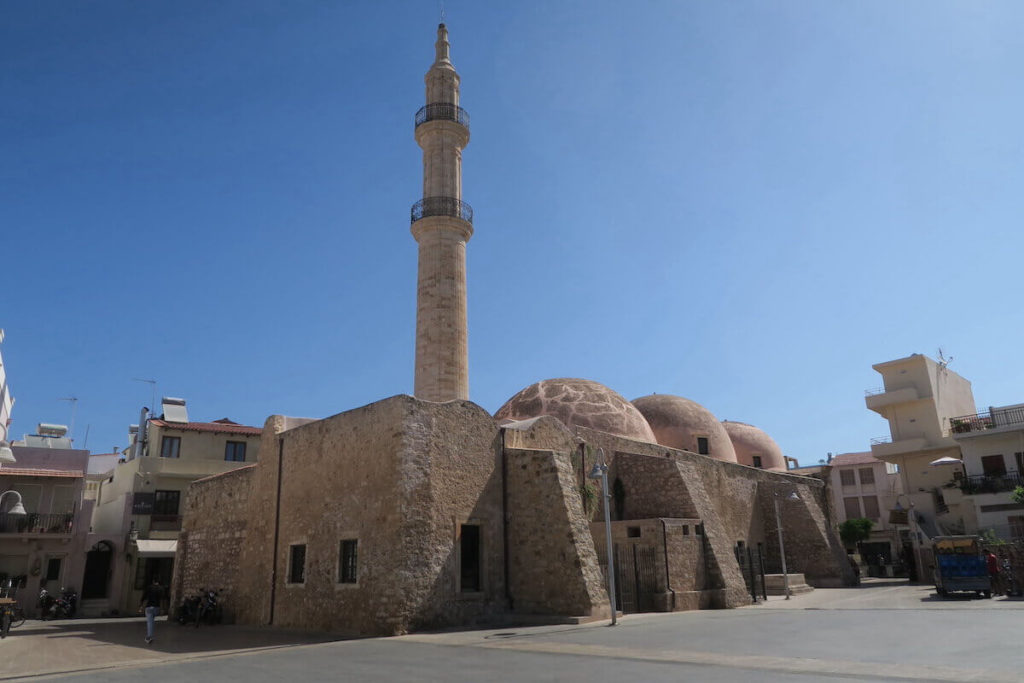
[495,378,656,443]
[631,395,737,463]
[721,420,787,471]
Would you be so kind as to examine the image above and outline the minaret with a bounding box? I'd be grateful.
[411,24,472,401]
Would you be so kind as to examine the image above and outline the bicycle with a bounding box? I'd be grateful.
[0,600,24,638]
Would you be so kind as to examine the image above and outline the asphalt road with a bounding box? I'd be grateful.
[7,580,1023,683]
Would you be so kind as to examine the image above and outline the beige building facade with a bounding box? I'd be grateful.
[865,354,976,578]
[827,451,903,572]
[89,399,261,615]
[950,402,1024,542]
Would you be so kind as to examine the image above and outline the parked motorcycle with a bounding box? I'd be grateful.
[37,587,76,620]
[194,588,222,627]
[58,587,78,618]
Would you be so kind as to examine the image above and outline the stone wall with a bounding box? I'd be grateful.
[575,426,855,600]
[172,464,256,620]
[505,447,608,617]
[186,395,508,636]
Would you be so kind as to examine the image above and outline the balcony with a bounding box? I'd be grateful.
[411,196,473,225]
[415,103,470,130]
[865,386,920,414]
[950,406,1024,437]
[0,512,74,535]
[957,470,1023,495]
[869,435,929,460]
[149,514,182,532]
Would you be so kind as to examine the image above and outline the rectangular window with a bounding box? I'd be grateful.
[858,468,875,485]
[153,490,180,516]
[224,441,247,462]
[338,540,358,584]
[289,544,306,584]
[862,496,880,520]
[843,497,862,519]
[1010,516,1024,543]
[45,558,62,583]
[840,470,856,486]
[160,436,181,458]
[752,456,763,469]
[696,437,710,455]
[1015,452,1024,473]
[459,524,481,592]
[982,455,1007,477]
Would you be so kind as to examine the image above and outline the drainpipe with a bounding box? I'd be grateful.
[660,519,676,611]
[269,436,284,625]
[501,429,511,609]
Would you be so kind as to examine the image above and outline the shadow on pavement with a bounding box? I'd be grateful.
[0,617,344,680]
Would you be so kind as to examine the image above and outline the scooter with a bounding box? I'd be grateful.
[1003,559,1022,597]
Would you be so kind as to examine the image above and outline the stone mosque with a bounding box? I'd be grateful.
[173,25,853,635]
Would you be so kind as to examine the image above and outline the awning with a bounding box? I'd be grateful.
[136,540,177,557]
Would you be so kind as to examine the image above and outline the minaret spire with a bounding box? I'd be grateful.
[434,23,452,68]
[411,24,472,402]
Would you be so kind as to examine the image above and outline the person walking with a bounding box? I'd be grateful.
[139,578,164,644]
[986,551,1002,597]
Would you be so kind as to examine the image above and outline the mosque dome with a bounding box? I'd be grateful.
[631,394,737,463]
[495,378,656,443]
[721,420,787,471]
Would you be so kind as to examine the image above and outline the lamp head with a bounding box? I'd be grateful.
[1,490,26,516]
[587,463,606,480]
[787,491,800,501]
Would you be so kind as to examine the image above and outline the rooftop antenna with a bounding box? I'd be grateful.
[58,396,78,442]
[133,378,157,411]
[439,0,445,22]
[937,347,953,370]
[82,424,90,449]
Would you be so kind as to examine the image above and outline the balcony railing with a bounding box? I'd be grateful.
[150,514,182,532]
[415,103,470,130]
[865,387,885,397]
[870,435,892,445]
[411,196,473,224]
[950,406,1024,435]
[0,512,74,535]
[957,470,1024,495]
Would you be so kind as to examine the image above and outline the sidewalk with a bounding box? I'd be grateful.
[0,616,338,681]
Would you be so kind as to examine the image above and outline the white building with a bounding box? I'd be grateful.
[949,402,1024,542]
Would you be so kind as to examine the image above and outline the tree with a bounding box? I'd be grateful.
[839,518,874,551]
[1011,486,1024,505]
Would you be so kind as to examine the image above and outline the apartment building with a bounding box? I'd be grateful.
[91,398,261,615]
[827,451,903,571]
[949,402,1024,542]
[0,425,92,617]
[865,353,976,579]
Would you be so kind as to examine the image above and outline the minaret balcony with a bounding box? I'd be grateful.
[415,103,470,130]
[411,196,473,225]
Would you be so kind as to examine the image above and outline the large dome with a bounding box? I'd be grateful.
[495,378,656,443]
[632,394,737,463]
[721,420,787,471]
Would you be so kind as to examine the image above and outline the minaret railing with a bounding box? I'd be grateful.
[411,196,473,224]
[415,103,470,130]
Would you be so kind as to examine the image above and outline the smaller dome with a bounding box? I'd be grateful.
[632,394,737,463]
[721,420,787,471]
[495,378,656,443]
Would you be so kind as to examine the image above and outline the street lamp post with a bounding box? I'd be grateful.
[774,490,799,600]
[588,448,616,626]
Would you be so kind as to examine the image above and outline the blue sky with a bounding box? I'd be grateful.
[3,1,1022,463]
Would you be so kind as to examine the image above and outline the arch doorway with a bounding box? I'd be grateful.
[81,541,114,599]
